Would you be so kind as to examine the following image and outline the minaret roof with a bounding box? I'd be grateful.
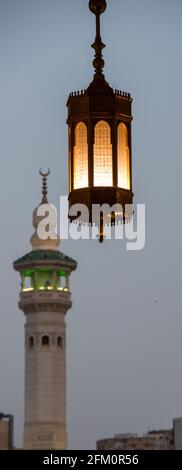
[14,249,77,272]
[14,170,77,272]
[31,169,60,251]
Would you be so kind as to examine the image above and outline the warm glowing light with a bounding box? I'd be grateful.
[74,122,88,189]
[118,123,130,189]
[94,121,112,186]
[23,288,33,292]
[58,287,64,291]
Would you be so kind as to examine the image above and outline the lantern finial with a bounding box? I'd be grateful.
[89,0,107,82]
[96,213,106,243]
[89,0,107,15]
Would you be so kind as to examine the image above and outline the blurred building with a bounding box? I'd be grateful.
[97,430,174,451]
[173,418,182,450]
[0,413,14,449]
[97,418,182,450]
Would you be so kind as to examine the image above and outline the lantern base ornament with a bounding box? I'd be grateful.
[96,213,106,244]
[68,186,133,243]
[67,0,134,242]
[68,187,133,222]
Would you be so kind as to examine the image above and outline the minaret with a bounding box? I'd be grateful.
[14,171,77,450]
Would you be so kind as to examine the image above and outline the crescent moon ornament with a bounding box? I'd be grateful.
[39,168,51,204]
[39,168,51,178]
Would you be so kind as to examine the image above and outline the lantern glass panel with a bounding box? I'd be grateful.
[74,122,88,189]
[118,123,130,190]
[94,120,113,187]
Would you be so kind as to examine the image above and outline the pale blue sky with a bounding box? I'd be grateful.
[0,0,182,449]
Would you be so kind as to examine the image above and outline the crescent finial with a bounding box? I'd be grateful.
[39,168,51,178]
[39,168,51,204]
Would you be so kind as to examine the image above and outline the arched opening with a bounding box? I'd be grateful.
[94,120,112,187]
[23,275,33,291]
[117,123,130,189]
[28,336,34,348]
[42,335,50,346]
[57,336,63,347]
[73,122,88,189]
[25,277,31,289]
[60,276,66,289]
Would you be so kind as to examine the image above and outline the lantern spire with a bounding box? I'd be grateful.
[39,168,50,204]
[89,0,107,84]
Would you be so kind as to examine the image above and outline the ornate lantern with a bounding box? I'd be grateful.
[67,0,134,241]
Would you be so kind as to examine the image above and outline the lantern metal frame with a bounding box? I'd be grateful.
[67,0,134,241]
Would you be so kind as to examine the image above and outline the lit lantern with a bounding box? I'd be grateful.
[67,0,134,241]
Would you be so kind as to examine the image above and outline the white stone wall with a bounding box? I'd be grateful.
[24,309,67,449]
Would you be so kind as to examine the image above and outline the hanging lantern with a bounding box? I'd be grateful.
[67,0,134,241]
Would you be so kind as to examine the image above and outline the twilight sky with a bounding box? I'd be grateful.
[0,0,182,450]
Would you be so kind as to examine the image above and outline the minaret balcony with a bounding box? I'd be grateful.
[18,289,72,314]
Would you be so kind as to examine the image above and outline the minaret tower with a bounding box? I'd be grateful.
[14,171,77,450]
